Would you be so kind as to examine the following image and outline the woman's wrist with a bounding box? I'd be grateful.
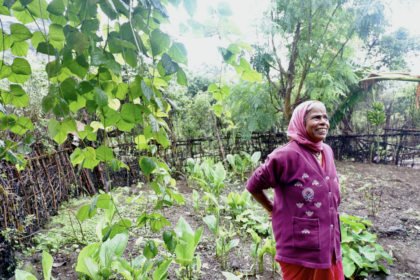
[265,204,273,214]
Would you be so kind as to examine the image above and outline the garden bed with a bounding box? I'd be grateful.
[12,161,420,280]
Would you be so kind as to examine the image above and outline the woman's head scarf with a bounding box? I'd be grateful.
[287,100,324,152]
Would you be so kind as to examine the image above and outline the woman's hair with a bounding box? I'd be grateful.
[304,102,325,123]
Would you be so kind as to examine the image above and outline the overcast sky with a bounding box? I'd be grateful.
[165,0,420,73]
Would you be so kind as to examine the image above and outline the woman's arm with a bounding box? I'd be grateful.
[250,191,273,213]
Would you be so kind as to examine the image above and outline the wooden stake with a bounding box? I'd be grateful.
[37,154,57,211]
[52,155,63,201]
[127,162,137,184]
[14,167,31,216]
[58,153,70,199]
[29,161,50,222]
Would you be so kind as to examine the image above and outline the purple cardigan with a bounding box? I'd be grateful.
[246,141,342,269]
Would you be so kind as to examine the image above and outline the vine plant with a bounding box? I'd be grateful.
[0,0,262,277]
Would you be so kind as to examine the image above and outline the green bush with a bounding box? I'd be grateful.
[340,214,393,279]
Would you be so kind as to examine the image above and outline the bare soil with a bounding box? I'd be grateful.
[14,161,420,280]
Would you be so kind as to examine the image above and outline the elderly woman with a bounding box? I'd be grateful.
[246,101,344,280]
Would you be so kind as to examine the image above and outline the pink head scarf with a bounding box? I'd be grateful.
[287,100,324,152]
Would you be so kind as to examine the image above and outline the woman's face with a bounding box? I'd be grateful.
[305,103,329,143]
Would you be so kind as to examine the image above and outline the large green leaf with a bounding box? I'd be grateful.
[14,270,37,280]
[168,42,188,65]
[161,53,179,76]
[42,251,53,280]
[37,42,56,55]
[143,240,158,259]
[99,231,129,268]
[183,0,197,17]
[120,103,144,124]
[0,62,12,79]
[0,30,14,51]
[4,84,29,107]
[49,24,65,41]
[47,0,65,15]
[11,58,31,75]
[95,145,114,162]
[0,115,17,130]
[10,23,32,42]
[150,29,170,57]
[11,41,29,56]
[251,151,261,163]
[48,118,77,144]
[169,0,181,7]
[140,156,156,176]
[52,97,70,118]
[221,272,241,280]
[30,31,46,49]
[176,67,188,86]
[81,258,101,280]
[217,2,233,17]
[163,230,177,254]
[94,87,108,108]
[60,77,78,102]
[203,215,217,238]
[348,248,364,268]
[10,117,33,135]
[73,32,89,55]
[152,258,172,280]
[342,255,356,278]
[174,217,202,267]
[359,246,376,262]
[213,162,226,185]
[140,80,153,102]
[76,204,97,223]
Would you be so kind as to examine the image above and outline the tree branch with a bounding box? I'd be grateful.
[285,21,302,122]
[327,37,350,70]
[295,0,312,104]
[267,75,279,91]
[271,11,288,77]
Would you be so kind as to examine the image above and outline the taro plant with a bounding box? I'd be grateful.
[241,151,262,173]
[257,227,277,275]
[174,217,203,280]
[227,154,250,180]
[192,190,200,214]
[234,153,254,181]
[236,209,271,235]
[203,194,239,269]
[340,214,393,279]
[226,154,237,175]
[15,251,53,280]
[74,230,173,280]
[216,224,240,269]
[191,162,226,204]
[247,228,262,276]
[202,192,221,243]
[185,158,203,188]
[175,254,202,280]
[226,191,252,218]
[357,184,383,217]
